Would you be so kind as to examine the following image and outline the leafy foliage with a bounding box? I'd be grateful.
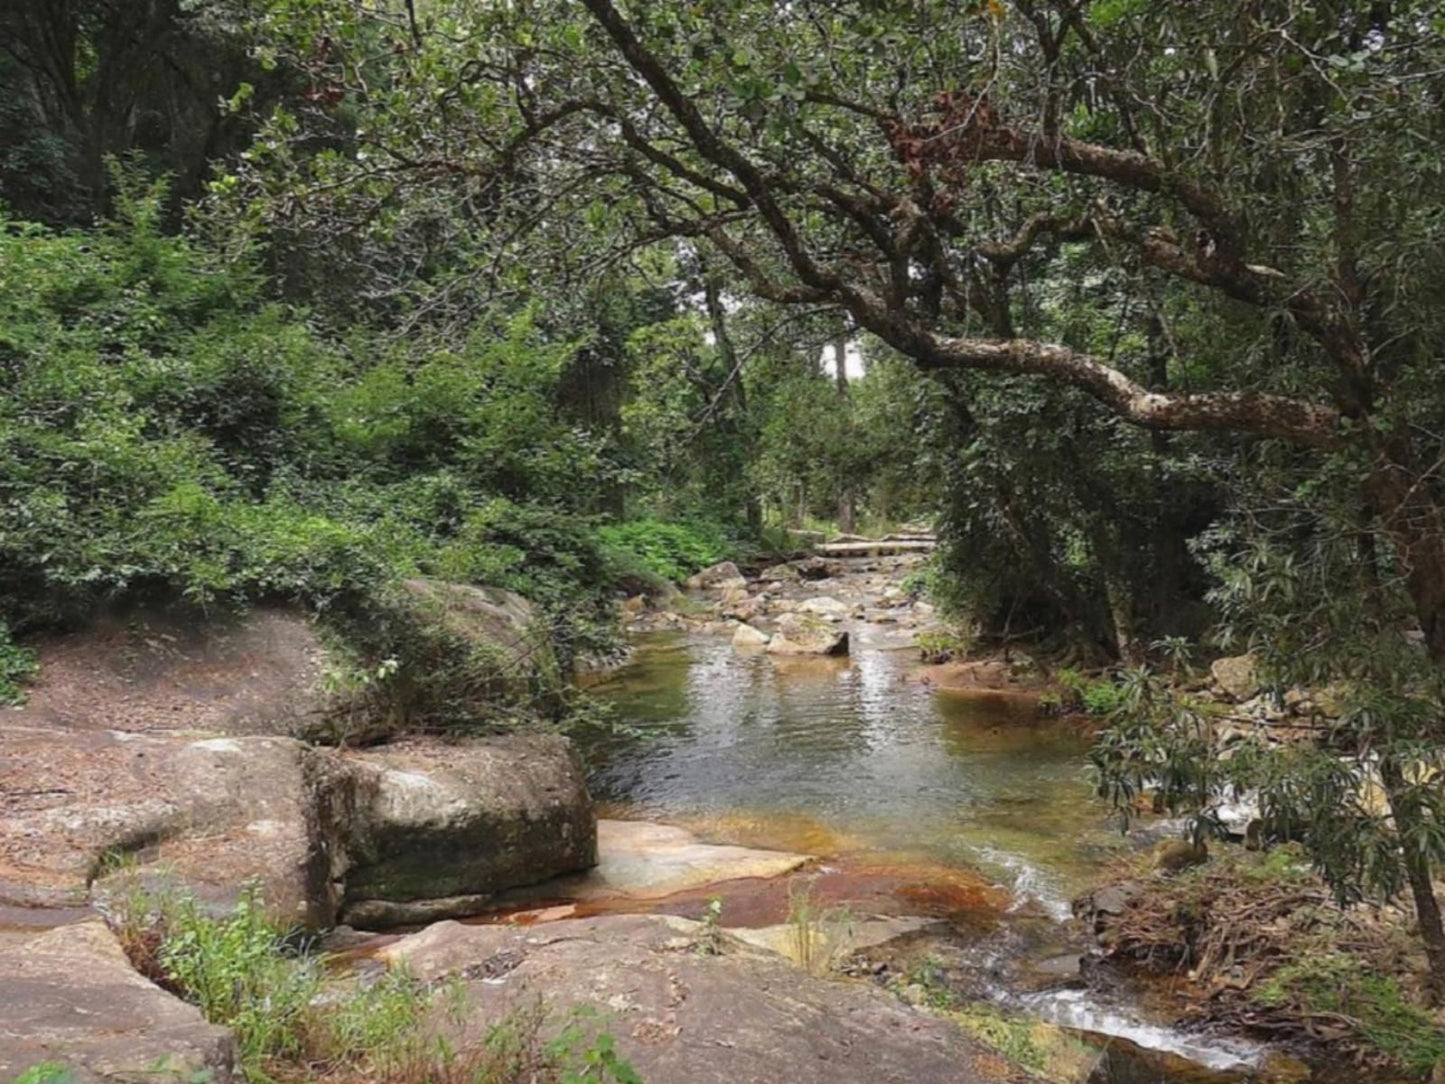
[116,886,642,1084]
[0,619,37,704]
[597,520,726,584]
[1256,953,1445,1076]
[0,179,627,678]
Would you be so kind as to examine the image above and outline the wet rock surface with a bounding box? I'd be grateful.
[503,819,811,905]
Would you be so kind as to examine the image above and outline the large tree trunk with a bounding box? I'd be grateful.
[1367,454,1445,662]
[702,272,764,534]
[1105,575,1144,667]
[1380,757,1445,1001]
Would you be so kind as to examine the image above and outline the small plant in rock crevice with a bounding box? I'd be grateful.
[785,880,853,977]
[106,885,642,1084]
[695,896,725,956]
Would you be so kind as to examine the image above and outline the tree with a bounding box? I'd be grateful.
[0,0,289,222]
[229,0,1445,645]
[227,0,1445,979]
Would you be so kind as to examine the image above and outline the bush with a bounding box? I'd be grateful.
[597,519,726,584]
[0,179,626,699]
[1056,667,1126,715]
[113,886,641,1084]
[0,620,37,704]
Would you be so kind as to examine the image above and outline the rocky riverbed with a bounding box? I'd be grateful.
[0,574,1049,1084]
[0,552,1375,1084]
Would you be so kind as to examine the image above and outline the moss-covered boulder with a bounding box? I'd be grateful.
[312,579,563,743]
[335,732,596,928]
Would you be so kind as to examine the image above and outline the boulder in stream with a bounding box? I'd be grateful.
[798,595,850,617]
[336,733,596,928]
[766,613,849,656]
[685,561,743,589]
[732,622,771,649]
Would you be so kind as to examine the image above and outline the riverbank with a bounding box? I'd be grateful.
[8,549,1428,1083]
[582,551,1445,1082]
[0,573,1055,1084]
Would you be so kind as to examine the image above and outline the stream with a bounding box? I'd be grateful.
[574,574,1328,1084]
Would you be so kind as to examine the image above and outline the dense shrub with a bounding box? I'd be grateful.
[0,184,623,679]
[597,519,727,584]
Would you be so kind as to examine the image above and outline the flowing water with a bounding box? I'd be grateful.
[579,625,1318,1082]
[585,631,1118,918]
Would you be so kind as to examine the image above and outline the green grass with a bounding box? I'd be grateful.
[950,1005,1049,1073]
[111,886,641,1084]
[12,1065,75,1084]
[1254,950,1445,1076]
[785,881,852,976]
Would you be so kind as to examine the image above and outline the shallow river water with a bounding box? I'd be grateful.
[585,631,1117,919]
[578,627,1349,1083]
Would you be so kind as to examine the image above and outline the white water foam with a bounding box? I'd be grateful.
[969,844,1073,921]
[1019,988,1265,1071]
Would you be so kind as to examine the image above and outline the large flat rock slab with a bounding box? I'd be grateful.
[378,913,1028,1084]
[7,605,331,737]
[525,820,811,902]
[0,727,332,925]
[0,919,236,1083]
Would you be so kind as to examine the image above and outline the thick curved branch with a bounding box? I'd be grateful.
[841,284,1341,448]
[977,212,1097,267]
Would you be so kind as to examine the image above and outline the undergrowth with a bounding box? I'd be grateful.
[108,885,641,1084]
[0,619,37,704]
[1085,846,1445,1075]
[1255,952,1445,1076]
[596,519,727,584]
[1056,667,1126,715]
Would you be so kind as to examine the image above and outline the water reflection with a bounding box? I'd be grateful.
[583,632,1124,913]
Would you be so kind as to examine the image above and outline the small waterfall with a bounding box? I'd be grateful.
[1019,988,1265,1072]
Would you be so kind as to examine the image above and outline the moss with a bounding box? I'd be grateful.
[948,1004,1103,1081]
[1254,951,1445,1076]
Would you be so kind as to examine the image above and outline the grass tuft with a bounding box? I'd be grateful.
[107,885,641,1084]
